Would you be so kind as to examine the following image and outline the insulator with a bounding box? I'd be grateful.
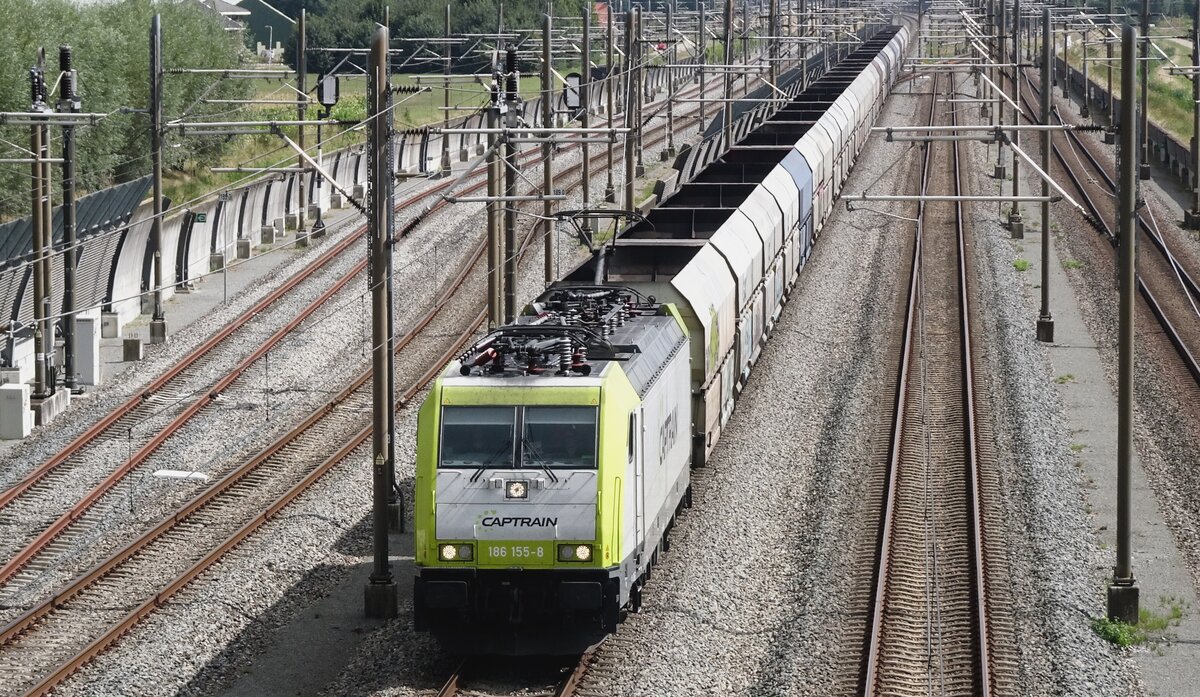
[29,68,42,105]
[473,347,498,367]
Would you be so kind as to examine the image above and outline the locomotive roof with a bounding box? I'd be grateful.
[444,287,687,398]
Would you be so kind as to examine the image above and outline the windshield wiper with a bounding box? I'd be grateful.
[469,441,513,483]
[521,436,559,484]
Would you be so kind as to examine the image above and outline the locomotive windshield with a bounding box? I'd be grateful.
[437,405,597,469]
[439,406,515,467]
[522,406,598,469]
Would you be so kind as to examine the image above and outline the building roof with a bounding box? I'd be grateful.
[197,0,249,31]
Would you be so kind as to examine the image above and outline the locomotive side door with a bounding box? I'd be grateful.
[631,409,645,558]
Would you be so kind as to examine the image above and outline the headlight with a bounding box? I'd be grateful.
[558,543,593,562]
[439,543,473,561]
[506,480,528,499]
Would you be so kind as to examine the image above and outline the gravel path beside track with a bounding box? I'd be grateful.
[1044,87,1200,624]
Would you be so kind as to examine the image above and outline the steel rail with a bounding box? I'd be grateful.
[435,659,467,697]
[0,73,720,595]
[863,69,993,696]
[862,65,936,697]
[551,649,594,697]
[953,92,992,697]
[0,68,731,696]
[434,651,592,697]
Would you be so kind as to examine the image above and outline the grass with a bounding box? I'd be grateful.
[1070,442,1085,453]
[1064,259,1084,270]
[1093,597,1187,648]
[1054,373,1075,384]
[1064,35,1195,142]
[1013,259,1031,272]
[638,180,658,204]
[1093,617,1144,648]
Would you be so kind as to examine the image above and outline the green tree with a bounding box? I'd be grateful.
[303,0,588,75]
[0,0,249,218]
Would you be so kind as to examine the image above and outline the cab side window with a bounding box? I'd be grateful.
[628,412,637,463]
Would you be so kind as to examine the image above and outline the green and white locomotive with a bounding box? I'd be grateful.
[413,287,693,653]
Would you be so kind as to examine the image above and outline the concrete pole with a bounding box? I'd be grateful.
[58,46,79,393]
[149,15,167,344]
[441,5,452,175]
[296,9,307,238]
[39,75,53,389]
[741,0,749,81]
[581,7,592,231]
[1107,20,1139,626]
[665,1,677,158]
[542,13,555,285]
[1062,20,1070,99]
[723,0,734,144]
[994,0,1007,178]
[383,2,400,533]
[768,0,778,92]
[699,4,707,133]
[605,7,617,203]
[1082,25,1091,119]
[1105,0,1115,143]
[1009,0,1024,238]
[364,24,398,620]
[29,65,48,400]
[799,0,806,92]
[503,48,518,324]
[823,0,831,73]
[625,8,638,210]
[1038,8,1054,343]
[1139,0,1150,180]
[1187,2,1200,228]
[635,7,645,177]
[487,84,503,328]
[983,0,992,119]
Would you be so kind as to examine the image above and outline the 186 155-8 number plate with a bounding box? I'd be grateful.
[480,541,553,566]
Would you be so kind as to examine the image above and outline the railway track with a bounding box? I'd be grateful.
[0,149,504,602]
[0,67,733,696]
[434,653,590,697]
[859,71,1004,696]
[1010,70,1200,384]
[0,72,717,627]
